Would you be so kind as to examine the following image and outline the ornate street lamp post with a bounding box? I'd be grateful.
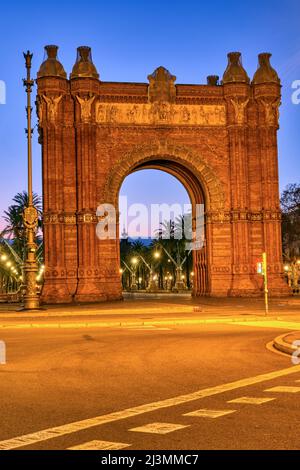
[22,51,40,310]
[130,257,138,291]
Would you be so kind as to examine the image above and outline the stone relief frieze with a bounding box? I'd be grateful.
[95,102,226,126]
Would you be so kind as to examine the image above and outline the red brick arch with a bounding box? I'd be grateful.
[37,52,289,303]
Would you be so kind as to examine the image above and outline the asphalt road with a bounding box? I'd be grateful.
[0,322,299,450]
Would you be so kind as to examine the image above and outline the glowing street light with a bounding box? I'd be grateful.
[22,50,40,310]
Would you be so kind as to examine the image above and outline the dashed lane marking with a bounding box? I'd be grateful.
[227,397,275,405]
[68,440,131,450]
[0,364,299,450]
[264,386,300,393]
[129,422,188,434]
[183,409,236,418]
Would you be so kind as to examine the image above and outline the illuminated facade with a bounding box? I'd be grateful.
[37,46,289,303]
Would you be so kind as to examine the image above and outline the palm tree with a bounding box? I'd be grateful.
[155,214,193,289]
[2,191,42,239]
[174,214,193,288]
[1,191,43,264]
[281,183,300,259]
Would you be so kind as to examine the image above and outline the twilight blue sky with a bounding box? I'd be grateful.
[0,0,299,235]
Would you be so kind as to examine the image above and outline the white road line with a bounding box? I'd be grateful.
[228,321,300,330]
[264,386,300,393]
[129,422,188,434]
[0,364,299,450]
[183,409,236,418]
[68,440,131,450]
[227,397,275,405]
[124,326,172,331]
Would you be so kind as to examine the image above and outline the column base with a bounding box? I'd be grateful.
[228,274,258,297]
[41,280,73,304]
[74,278,123,303]
[267,275,292,297]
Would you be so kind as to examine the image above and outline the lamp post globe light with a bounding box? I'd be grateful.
[147,269,159,292]
[150,251,160,292]
[283,260,300,293]
[130,257,138,291]
[21,51,40,310]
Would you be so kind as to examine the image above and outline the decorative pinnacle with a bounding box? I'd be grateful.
[23,51,33,69]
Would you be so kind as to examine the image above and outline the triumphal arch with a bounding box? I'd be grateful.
[36,45,289,303]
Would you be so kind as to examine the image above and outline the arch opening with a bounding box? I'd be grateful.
[117,159,210,297]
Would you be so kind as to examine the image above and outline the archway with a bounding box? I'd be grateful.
[38,52,289,304]
[102,142,226,297]
[119,168,195,294]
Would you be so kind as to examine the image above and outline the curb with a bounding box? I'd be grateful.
[273,332,300,356]
[0,315,284,330]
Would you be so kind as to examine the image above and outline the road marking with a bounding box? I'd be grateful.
[124,325,157,329]
[124,326,172,331]
[183,409,236,418]
[129,422,188,434]
[68,440,131,450]
[264,386,300,393]
[227,397,275,405]
[0,364,299,450]
[228,321,300,330]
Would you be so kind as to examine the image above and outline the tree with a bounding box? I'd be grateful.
[155,214,193,289]
[1,191,43,262]
[281,183,300,259]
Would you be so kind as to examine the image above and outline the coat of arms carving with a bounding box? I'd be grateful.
[147,66,176,103]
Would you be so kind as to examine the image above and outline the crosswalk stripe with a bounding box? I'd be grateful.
[264,386,300,393]
[227,397,275,405]
[183,409,236,418]
[68,440,130,450]
[129,422,188,434]
[0,364,299,450]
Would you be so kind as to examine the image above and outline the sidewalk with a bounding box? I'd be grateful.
[0,296,299,330]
